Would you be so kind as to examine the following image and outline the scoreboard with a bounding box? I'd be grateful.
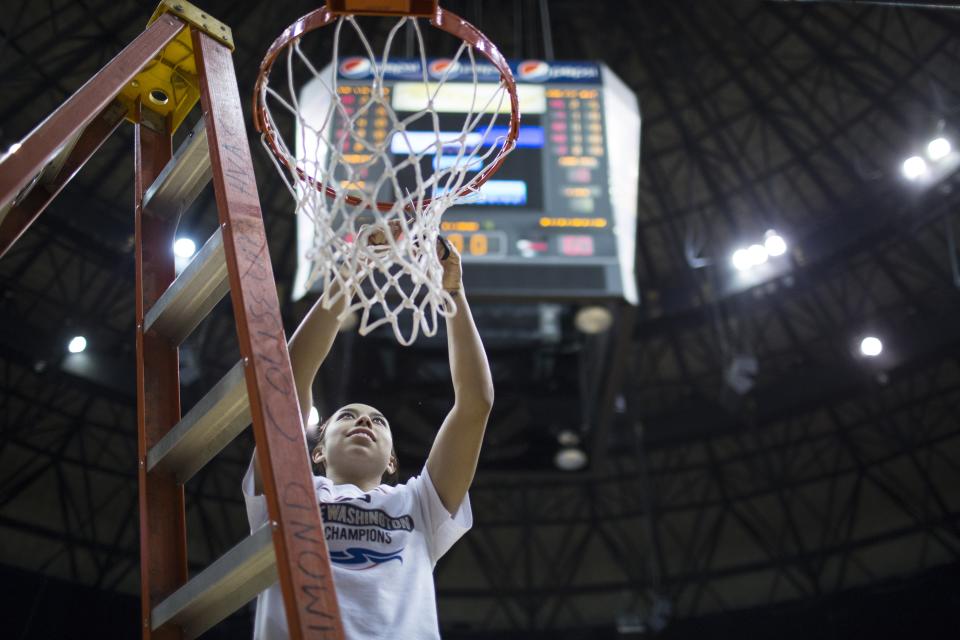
[292,59,640,304]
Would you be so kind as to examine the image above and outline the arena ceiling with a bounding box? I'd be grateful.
[1,0,959,637]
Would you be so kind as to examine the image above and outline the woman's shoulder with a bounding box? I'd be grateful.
[365,475,424,504]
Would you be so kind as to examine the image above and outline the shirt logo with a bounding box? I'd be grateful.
[330,547,404,569]
[321,501,413,571]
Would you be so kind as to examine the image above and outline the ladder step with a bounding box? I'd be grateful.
[147,360,249,483]
[143,227,229,345]
[141,118,212,221]
[151,523,277,639]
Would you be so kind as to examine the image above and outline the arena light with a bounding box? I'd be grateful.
[764,230,787,257]
[747,243,768,266]
[574,305,613,334]
[554,447,588,471]
[554,430,588,471]
[927,137,952,162]
[731,248,751,271]
[732,229,790,274]
[68,336,87,354]
[901,155,928,180]
[173,237,197,258]
[860,336,883,357]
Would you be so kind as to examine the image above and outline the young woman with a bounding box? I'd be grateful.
[242,230,493,639]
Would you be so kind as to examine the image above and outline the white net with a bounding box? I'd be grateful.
[259,14,515,346]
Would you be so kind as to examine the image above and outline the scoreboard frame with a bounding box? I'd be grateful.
[292,59,640,305]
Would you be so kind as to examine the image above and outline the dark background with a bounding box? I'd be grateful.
[2,0,960,638]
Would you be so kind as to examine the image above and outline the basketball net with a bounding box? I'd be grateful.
[256,11,517,345]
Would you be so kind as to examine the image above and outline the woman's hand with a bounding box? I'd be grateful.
[345,220,404,280]
[361,219,403,247]
[437,236,462,292]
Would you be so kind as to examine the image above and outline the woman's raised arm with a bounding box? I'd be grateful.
[426,243,494,514]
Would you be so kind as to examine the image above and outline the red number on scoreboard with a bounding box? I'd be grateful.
[560,235,595,257]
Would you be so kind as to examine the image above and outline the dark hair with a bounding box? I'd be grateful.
[308,415,400,485]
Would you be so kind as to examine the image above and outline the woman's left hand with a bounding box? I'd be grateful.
[437,236,462,292]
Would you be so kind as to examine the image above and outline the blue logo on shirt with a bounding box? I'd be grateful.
[330,547,404,569]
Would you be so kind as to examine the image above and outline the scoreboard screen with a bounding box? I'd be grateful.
[292,59,640,304]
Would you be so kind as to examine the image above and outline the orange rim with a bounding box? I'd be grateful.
[253,4,520,213]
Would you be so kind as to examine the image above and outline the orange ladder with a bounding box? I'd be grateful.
[0,2,343,638]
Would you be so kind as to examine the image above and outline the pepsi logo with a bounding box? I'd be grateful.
[428,58,462,79]
[339,57,372,79]
[517,59,550,81]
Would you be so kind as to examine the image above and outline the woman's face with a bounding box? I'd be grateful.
[313,403,396,480]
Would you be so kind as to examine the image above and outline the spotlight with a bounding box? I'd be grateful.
[860,336,883,357]
[927,137,951,161]
[764,230,787,257]
[554,430,588,471]
[68,336,87,353]
[574,305,613,334]
[557,429,580,447]
[731,248,751,271]
[308,406,320,426]
[747,243,768,266]
[173,238,197,258]
[902,155,927,180]
[554,447,588,471]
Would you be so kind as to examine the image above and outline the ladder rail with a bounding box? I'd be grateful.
[135,104,188,640]
[193,28,344,640]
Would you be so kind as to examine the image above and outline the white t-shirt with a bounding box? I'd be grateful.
[242,458,472,639]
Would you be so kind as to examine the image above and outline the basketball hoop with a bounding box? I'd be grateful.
[254,1,520,345]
